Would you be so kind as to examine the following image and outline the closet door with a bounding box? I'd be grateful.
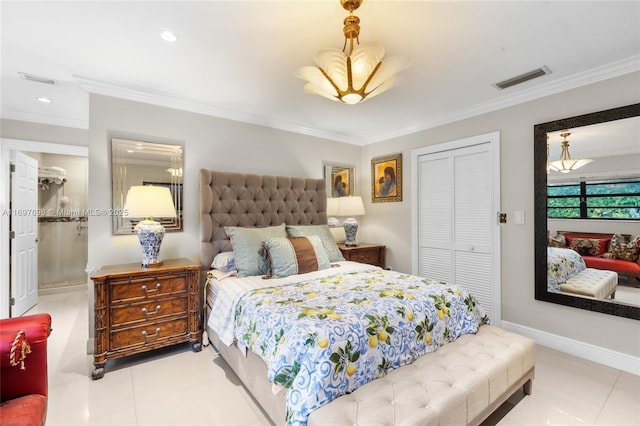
[452,144,494,320]
[415,133,500,323]
[417,151,452,282]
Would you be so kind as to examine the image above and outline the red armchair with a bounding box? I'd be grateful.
[0,314,52,426]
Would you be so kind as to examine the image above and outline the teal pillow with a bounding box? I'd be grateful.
[225,224,287,277]
[261,235,331,279]
[286,224,345,262]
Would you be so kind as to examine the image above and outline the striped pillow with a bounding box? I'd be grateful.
[261,236,330,278]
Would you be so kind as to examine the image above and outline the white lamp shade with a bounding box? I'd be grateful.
[123,186,177,219]
[327,197,339,216]
[337,196,366,217]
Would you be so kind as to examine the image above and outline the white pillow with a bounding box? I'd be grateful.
[211,251,236,273]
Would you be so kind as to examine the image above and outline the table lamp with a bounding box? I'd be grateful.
[123,185,177,268]
[327,197,339,226]
[337,196,366,246]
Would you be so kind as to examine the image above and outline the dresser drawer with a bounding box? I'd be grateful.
[110,275,187,304]
[339,243,386,268]
[349,248,381,264]
[110,317,188,350]
[110,297,188,327]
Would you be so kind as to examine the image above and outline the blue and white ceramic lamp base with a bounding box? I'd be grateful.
[343,218,359,247]
[135,219,166,268]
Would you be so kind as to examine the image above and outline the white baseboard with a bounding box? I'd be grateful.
[501,321,639,376]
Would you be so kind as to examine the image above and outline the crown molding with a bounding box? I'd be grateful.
[0,109,88,130]
[369,55,640,144]
[70,55,640,146]
[73,75,364,146]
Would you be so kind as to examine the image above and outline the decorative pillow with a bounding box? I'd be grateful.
[609,234,640,262]
[569,238,601,257]
[225,224,287,277]
[261,235,331,279]
[286,224,345,262]
[211,251,236,273]
[548,234,566,248]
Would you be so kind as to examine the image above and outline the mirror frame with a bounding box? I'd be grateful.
[111,138,184,235]
[324,164,356,197]
[534,103,640,320]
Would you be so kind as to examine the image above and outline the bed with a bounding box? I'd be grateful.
[547,247,617,299]
[200,169,534,426]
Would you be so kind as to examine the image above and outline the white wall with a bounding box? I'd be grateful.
[358,71,640,357]
[87,95,362,270]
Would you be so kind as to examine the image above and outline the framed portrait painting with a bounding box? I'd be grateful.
[371,153,402,203]
[324,165,355,198]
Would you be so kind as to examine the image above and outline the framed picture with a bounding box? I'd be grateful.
[324,164,355,198]
[371,153,402,203]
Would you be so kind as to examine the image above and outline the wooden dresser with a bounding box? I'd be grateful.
[339,243,386,269]
[91,258,201,379]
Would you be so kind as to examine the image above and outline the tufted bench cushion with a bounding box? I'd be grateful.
[307,325,535,426]
[559,268,618,299]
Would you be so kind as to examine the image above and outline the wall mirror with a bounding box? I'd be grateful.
[534,103,640,320]
[112,138,183,235]
[324,164,355,198]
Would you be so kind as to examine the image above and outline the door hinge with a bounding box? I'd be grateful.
[9,163,15,173]
[9,297,15,306]
[9,231,15,239]
[497,212,507,224]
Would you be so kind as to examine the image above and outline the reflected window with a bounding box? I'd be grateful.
[548,178,640,220]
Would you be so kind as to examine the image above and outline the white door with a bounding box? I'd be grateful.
[413,132,501,324]
[10,151,38,316]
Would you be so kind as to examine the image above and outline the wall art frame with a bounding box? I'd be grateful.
[371,153,402,203]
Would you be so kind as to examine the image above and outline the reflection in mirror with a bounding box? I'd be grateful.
[112,138,183,235]
[324,164,355,198]
[534,103,640,320]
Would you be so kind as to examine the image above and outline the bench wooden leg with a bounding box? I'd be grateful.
[523,379,533,395]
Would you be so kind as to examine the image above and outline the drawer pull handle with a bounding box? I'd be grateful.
[142,305,162,315]
[141,283,161,293]
[142,327,161,338]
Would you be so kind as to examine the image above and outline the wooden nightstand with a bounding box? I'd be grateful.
[91,258,201,379]
[339,243,386,268]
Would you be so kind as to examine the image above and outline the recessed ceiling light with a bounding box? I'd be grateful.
[159,30,177,43]
[36,97,52,103]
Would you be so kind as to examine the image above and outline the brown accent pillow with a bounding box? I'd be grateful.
[548,234,566,248]
[609,234,640,262]
[260,235,331,279]
[569,238,601,257]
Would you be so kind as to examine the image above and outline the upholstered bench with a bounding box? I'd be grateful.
[308,325,535,426]
[559,268,618,299]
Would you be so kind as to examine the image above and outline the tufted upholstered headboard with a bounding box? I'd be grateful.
[199,169,327,270]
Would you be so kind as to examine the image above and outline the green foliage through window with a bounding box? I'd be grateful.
[547,178,640,220]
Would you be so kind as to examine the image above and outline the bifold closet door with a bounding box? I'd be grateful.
[417,151,452,283]
[417,142,496,322]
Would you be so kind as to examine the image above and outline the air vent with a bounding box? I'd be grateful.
[494,66,551,90]
[18,72,57,85]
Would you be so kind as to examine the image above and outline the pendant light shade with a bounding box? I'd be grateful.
[296,0,407,105]
[548,132,593,173]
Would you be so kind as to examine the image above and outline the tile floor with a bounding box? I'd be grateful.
[27,287,639,426]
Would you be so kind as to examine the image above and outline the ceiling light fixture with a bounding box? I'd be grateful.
[36,97,52,103]
[296,0,407,105]
[548,132,593,173]
[159,30,177,43]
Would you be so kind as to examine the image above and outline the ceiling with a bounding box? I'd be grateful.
[1,1,639,146]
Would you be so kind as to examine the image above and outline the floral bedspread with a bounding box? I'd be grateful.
[547,247,586,292]
[232,267,489,425]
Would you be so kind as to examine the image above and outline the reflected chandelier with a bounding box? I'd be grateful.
[296,0,407,105]
[548,132,593,173]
